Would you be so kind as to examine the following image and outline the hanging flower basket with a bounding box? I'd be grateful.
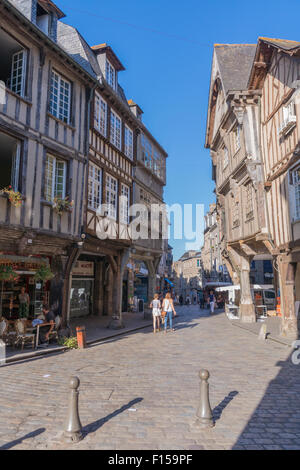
[0,265,18,281]
[53,196,74,215]
[34,264,54,282]
[0,186,23,208]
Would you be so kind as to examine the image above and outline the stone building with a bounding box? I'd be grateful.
[201,203,230,286]
[248,37,300,338]
[173,250,201,301]
[205,44,273,322]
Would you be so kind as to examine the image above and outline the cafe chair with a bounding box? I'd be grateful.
[14,319,35,350]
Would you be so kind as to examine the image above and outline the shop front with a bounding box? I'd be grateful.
[0,254,51,319]
[69,259,94,319]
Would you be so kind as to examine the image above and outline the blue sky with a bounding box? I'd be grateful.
[57,0,300,260]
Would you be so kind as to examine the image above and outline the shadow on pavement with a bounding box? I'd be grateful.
[0,427,46,450]
[213,391,239,422]
[82,397,143,437]
[233,351,300,450]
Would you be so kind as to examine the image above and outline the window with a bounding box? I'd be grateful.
[45,154,67,202]
[223,147,229,169]
[233,126,241,153]
[88,164,102,210]
[245,183,254,219]
[124,125,133,159]
[49,71,71,124]
[105,174,118,219]
[141,134,152,169]
[110,110,122,149]
[291,166,300,220]
[94,94,107,136]
[120,183,130,224]
[105,60,116,90]
[0,29,28,98]
[0,131,21,191]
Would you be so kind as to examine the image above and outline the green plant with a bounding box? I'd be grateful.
[0,186,23,208]
[53,196,74,215]
[0,265,17,281]
[34,264,54,282]
[58,336,78,349]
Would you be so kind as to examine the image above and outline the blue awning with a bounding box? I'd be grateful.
[164,278,174,287]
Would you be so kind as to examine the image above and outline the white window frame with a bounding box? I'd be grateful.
[45,154,67,202]
[88,163,102,211]
[120,183,130,224]
[110,110,122,150]
[124,125,133,159]
[11,141,21,191]
[94,93,107,137]
[49,70,71,124]
[105,174,118,220]
[10,49,27,97]
[105,59,116,90]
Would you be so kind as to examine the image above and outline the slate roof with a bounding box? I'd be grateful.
[57,22,98,77]
[214,44,256,93]
[57,22,129,106]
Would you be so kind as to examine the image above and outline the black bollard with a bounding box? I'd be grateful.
[195,369,215,428]
[64,376,83,443]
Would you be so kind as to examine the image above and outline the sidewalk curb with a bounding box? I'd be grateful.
[2,314,182,365]
[229,319,293,347]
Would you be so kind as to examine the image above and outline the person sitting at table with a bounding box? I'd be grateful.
[38,304,56,344]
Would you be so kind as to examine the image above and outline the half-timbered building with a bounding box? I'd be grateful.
[205,44,273,322]
[0,0,94,323]
[249,38,300,338]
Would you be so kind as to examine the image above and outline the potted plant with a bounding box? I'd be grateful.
[52,196,74,215]
[34,264,54,282]
[0,186,23,208]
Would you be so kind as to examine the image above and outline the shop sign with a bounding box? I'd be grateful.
[72,261,94,277]
[0,254,48,272]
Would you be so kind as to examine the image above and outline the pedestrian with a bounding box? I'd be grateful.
[209,290,216,314]
[162,292,177,334]
[150,293,161,333]
[179,294,183,306]
[199,290,204,309]
[18,286,30,318]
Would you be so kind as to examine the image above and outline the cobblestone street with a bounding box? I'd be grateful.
[0,305,299,450]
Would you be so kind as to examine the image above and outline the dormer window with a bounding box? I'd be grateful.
[36,3,51,35]
[106,60,116,90]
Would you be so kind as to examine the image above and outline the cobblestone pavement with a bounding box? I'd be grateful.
[0,305,299,450]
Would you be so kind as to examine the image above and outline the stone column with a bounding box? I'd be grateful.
[278,257,298,340]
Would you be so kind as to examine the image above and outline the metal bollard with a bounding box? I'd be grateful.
[64,376,83,443]
[195,369,215,428]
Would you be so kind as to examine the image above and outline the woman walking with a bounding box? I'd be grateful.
[162,292,177,334]
[150,293,161,333]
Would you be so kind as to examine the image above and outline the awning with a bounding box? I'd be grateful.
[164,278,174,287]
